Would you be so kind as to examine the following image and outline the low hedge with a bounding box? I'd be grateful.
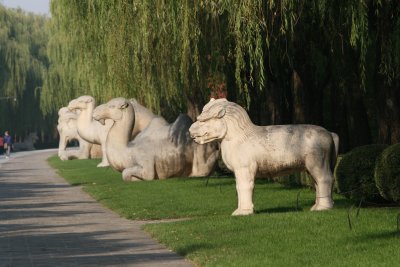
[335,144,388,201]
[374,143,400,203]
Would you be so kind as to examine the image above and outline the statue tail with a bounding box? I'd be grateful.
[330,132,339,171]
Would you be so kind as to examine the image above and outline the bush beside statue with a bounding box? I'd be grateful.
[374,143,400,203]
[189,98,339,215]
[335,144,388,202]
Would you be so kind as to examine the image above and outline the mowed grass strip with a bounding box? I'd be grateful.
[49,156,400,266]
[145,209,400,267]
[47,156,322,219]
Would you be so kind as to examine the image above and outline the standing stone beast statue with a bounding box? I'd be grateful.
[57,107,101,160]
[189,98,339,216]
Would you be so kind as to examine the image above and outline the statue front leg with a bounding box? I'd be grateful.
[97,144,110,167]
[58,135,67,158]
[122,167,144,182]
[122,160,155,182]
[78,140,91,159]
[232,168,255,216]
[59,151,68,161]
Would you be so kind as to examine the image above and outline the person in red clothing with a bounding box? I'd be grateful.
[0,135,3,155]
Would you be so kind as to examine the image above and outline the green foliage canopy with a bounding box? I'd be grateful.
[0,4,51,137]
[42,1,400,149]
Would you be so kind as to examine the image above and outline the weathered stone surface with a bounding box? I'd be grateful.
[89,143,102,159]
[68,96,113,167]
[57,107,92,160]
[93,97,219,181]
[129,98,157,138]
[189,98,339,215]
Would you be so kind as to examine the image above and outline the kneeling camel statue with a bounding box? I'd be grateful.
[189,98,339,216]
[93,97,219,181]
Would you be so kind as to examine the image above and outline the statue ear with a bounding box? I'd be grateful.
[119,102,129,109]
[217,108,226,118]
[81,97,93,103]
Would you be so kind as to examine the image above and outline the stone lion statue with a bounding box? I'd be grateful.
[92,97,219,181]
[189,98,339,216]
[57,107,94,160]
[13,132,38,152]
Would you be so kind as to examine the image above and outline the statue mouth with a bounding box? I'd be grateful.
[192,136,203,144]
[191,133,216,144]
[97,118,105,125]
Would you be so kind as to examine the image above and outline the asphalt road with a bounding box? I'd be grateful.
[0,149,193,267]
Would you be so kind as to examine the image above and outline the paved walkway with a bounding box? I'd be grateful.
[0,150,193,267]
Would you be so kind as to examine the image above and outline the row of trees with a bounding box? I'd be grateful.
[1,1,400,151]
[0,4,55,145]
[42,0,400,152]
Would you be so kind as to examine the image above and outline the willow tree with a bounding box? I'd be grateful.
[42,0,400,151]
[0,4,52,143]
[42,1,200,118]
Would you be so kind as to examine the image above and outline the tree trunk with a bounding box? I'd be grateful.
[344,84,371,148]
[291,70,308,124]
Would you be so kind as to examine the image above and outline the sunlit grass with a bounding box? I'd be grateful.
[48,156,400,266]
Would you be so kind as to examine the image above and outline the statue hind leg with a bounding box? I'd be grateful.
[305,156,334,211]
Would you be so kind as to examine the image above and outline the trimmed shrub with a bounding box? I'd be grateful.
[374,143,400,203]
[336,144,388,201]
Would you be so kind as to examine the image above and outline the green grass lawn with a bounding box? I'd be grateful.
[48,156,400,267]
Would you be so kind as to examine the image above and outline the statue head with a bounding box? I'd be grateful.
[93,97,133,126]
[68,95,95,111]
[190,98,253,144]
[58,107,77,124]
[189,98,228,144]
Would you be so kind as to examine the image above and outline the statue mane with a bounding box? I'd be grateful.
[199,98,254,134]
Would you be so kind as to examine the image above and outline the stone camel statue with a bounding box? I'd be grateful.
[92,97,219,181]
[57,107,92,160]
[129,98,157,138]
[189,98,339,216]
[68,96,113,167]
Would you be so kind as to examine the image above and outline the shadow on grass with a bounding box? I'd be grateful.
[355,231,400,242]
[176,243,215,256]
[256,206,303,214]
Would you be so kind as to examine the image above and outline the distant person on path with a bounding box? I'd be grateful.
[0,135,3,155]
[4,131,12,158]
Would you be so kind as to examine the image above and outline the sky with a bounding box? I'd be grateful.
[1,0,50,16]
